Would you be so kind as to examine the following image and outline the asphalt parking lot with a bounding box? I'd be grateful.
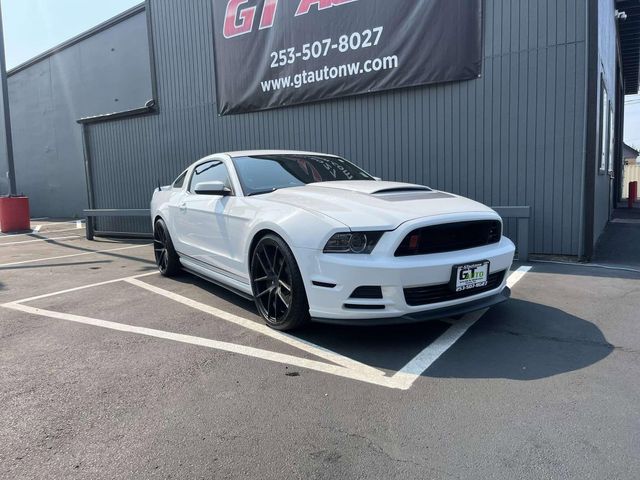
[1,220,639,479]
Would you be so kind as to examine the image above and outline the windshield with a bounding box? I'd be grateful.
[232,154,374,196]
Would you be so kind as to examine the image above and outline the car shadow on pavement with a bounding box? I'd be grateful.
[291,298,614,380]
[296,321,453,372]
[164,273,452,371]
[168,273,260,312]
[160,272,613,381]
[425,299,614,380]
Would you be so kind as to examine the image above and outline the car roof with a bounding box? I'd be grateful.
[222,150,340,158]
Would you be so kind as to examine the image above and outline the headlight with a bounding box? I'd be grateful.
[323,232,384,254]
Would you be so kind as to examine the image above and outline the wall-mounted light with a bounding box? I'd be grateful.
[616,10,628,21]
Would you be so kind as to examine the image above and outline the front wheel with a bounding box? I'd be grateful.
[250,234,310,331]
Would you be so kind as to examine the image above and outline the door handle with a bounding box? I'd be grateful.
[179,203,187,212]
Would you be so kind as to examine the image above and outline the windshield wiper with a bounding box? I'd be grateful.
[248,188,279,197]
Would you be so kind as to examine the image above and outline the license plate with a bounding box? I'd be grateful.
[451,261,490,292]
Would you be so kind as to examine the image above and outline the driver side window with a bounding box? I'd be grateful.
[189,161,232,194]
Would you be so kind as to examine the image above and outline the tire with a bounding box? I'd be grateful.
[250,234,310,331]
[153,219,181,277]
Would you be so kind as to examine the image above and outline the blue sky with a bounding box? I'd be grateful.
[2,0,140,69]
[624,95,640,151]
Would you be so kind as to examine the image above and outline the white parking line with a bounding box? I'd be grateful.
[0,227,85,238]
[36,220,82,226]
[505,266,532,287]
[3,269,382,379]
[388,266,532,390]
[0,265,532,390]
[10,272,159,305]
[0,244,150,268]
[125,277,385,377]
[23,220,84,229]
[0,235,82,247]
[2,301,394,389]
[390,310,487,388]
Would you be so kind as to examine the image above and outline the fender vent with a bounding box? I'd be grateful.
[313,281,337,288]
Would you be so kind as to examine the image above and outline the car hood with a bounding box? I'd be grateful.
[260,181,497,230]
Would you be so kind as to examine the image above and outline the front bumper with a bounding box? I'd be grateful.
[294,234,516,323]
[312,287,510,326]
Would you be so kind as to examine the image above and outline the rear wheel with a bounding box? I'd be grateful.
[250,234,310,331]
[153,219,181,277]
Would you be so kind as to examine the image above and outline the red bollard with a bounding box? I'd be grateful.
[0,196,31,233]
[629,181,638,209]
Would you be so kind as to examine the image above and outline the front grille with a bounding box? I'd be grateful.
[395,220,502,256]
[404,271,506,307]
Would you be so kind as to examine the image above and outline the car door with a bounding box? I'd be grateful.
[165,169,190,250]
[175,160,236,275]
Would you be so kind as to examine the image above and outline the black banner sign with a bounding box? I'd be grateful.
[212,0,483,115]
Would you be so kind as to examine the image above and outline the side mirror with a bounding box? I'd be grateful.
[194,181,231,196]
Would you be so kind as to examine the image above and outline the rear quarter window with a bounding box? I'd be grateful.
[173,171,187,189]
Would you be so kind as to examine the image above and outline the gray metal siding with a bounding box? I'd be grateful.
[593,0,617,246]
[88,0,588,255]
[1,10,152,217]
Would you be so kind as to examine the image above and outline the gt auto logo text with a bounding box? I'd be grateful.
[223,0,358,39]
[459,267,485,282]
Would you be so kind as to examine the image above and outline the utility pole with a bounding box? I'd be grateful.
[0,2,16,195]
[0,1,29,233]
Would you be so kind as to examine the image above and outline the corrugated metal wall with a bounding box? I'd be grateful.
[3,8,152,217]
[88,0,588,255]
[592,0,617,246]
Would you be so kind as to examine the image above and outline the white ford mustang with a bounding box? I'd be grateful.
[151,150,515,331]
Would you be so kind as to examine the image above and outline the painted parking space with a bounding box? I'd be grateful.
[0,230,621,389]
[1,232,532,390]
[0,236,156,306]
[1,224,529,387]
[0,237,151,271]
[2,223,640,479]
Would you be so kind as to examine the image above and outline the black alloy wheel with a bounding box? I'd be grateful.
[250,235,310,331]
[153,219,180,277]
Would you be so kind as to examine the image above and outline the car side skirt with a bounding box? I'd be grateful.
[178,255,254,300]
